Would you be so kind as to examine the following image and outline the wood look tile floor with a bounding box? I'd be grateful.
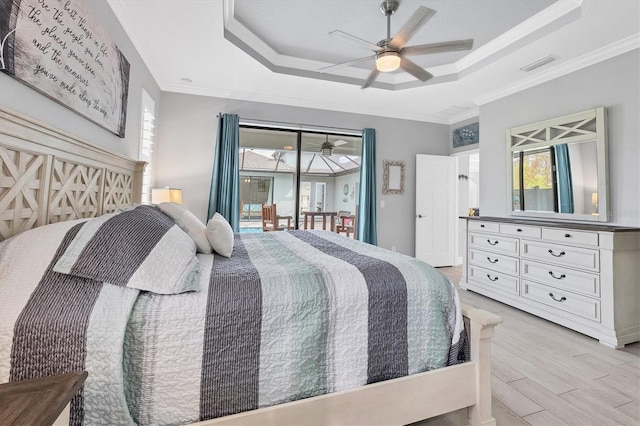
[416,266,640,426]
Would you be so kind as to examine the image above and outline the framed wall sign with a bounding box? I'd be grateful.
[0,0,130,137]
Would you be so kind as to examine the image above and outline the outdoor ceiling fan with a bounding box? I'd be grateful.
[318,135,348,157]
[320,0,474,89]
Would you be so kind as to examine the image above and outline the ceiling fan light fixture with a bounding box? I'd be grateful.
[376,51,401,72]
[321,141,333,157]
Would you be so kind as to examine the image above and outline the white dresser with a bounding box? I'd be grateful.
[460,217,640,348]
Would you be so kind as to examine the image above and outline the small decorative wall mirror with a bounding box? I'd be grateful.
[383,160,405,195]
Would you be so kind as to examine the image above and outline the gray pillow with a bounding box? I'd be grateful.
[53,205,200,294]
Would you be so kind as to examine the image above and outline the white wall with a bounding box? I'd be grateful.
[0,2,161,161]
[155,92,450,255]
[479,50,640,227]
[334,172,360,215]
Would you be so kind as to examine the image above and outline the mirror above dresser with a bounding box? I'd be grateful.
[508,107,608,222]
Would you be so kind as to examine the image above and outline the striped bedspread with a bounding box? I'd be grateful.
[1,221,466,425]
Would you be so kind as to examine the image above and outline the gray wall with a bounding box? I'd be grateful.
[156,92,450,255]
[0,2,161,160]
[479,50,640,227]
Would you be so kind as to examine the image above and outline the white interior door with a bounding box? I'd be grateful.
[415,154,457,267]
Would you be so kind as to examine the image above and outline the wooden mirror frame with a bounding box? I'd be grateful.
[383,160,405,195]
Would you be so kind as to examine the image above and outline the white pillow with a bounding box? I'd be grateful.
[206,213,234,258]
[158,203,213,254]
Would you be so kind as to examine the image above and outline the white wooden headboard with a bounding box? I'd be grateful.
[0,107,145,242]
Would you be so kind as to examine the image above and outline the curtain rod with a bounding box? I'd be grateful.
[223,115,362,137]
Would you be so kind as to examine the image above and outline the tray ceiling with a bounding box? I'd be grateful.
[107,0,640,123]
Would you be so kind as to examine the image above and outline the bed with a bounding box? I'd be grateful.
[0,106,502,426]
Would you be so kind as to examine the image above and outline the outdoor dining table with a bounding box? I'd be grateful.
[301,211,338,231]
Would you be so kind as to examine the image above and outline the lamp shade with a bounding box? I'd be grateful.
[591,192,598,205]
[152,187,182,204]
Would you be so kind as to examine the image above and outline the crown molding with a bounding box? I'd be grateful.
[456,0,583,72]
[474,34,640,106]
[162,82,451,124]
[107,0,165,88]
[449,108,480,125]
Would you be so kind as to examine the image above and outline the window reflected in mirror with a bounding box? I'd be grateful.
[512,141,598,215]
[507,107,607,221]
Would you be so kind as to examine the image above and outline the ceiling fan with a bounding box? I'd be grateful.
[320,0,474,89]
[318,136,348,157]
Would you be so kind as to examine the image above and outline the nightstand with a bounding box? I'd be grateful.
[0,371,88,426]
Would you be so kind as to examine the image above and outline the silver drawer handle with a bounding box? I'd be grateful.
[548,271,566,280]
[487,257,499,264]
[486,274,499,282]
[548,293,567,302]
[548,249,566,257]
[487,239,499,246]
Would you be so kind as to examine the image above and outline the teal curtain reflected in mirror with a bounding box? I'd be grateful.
[208,113,240,231]
[357,128,377,245]
[555,144,574,214]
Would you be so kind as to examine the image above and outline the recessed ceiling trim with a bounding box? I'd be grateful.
[474,34,639,106]
[223,0,406,87]
[223,0,459,89]
[224,0,584,91]
[456,0,583,72]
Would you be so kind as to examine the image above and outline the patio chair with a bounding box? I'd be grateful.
[261,204,293,231]
[336,210,357,238]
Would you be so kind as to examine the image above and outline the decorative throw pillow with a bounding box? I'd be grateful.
[206,213,234,258]
[53,205,200,294]
[157,202,213,254]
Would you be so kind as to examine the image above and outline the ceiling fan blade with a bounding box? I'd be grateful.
[319,55,373,73]
[333,139,349,146]
[402,39,474,56]
[329,30,384,52]
[361,68,380,89]
[389,6,436,50]
[399,57,433,82]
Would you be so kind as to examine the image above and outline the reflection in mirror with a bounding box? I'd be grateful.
[512,141,598,215]
[383,160,405,194]
[508,107,608,222]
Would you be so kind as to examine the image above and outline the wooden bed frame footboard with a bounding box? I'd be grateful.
[196,304,502,426]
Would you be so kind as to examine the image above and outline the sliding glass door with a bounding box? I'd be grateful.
[299,133,361,232]
[239,127,361,234]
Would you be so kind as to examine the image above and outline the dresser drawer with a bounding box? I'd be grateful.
[469,265,519,295]
[521,280,600,322]
[521,240,599,272]
[500,223,541,239]
[521,260,600,298]
[469,249,519,276]
[469,232,519,255]
[542,228,599,247]
[468,221,500,233]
